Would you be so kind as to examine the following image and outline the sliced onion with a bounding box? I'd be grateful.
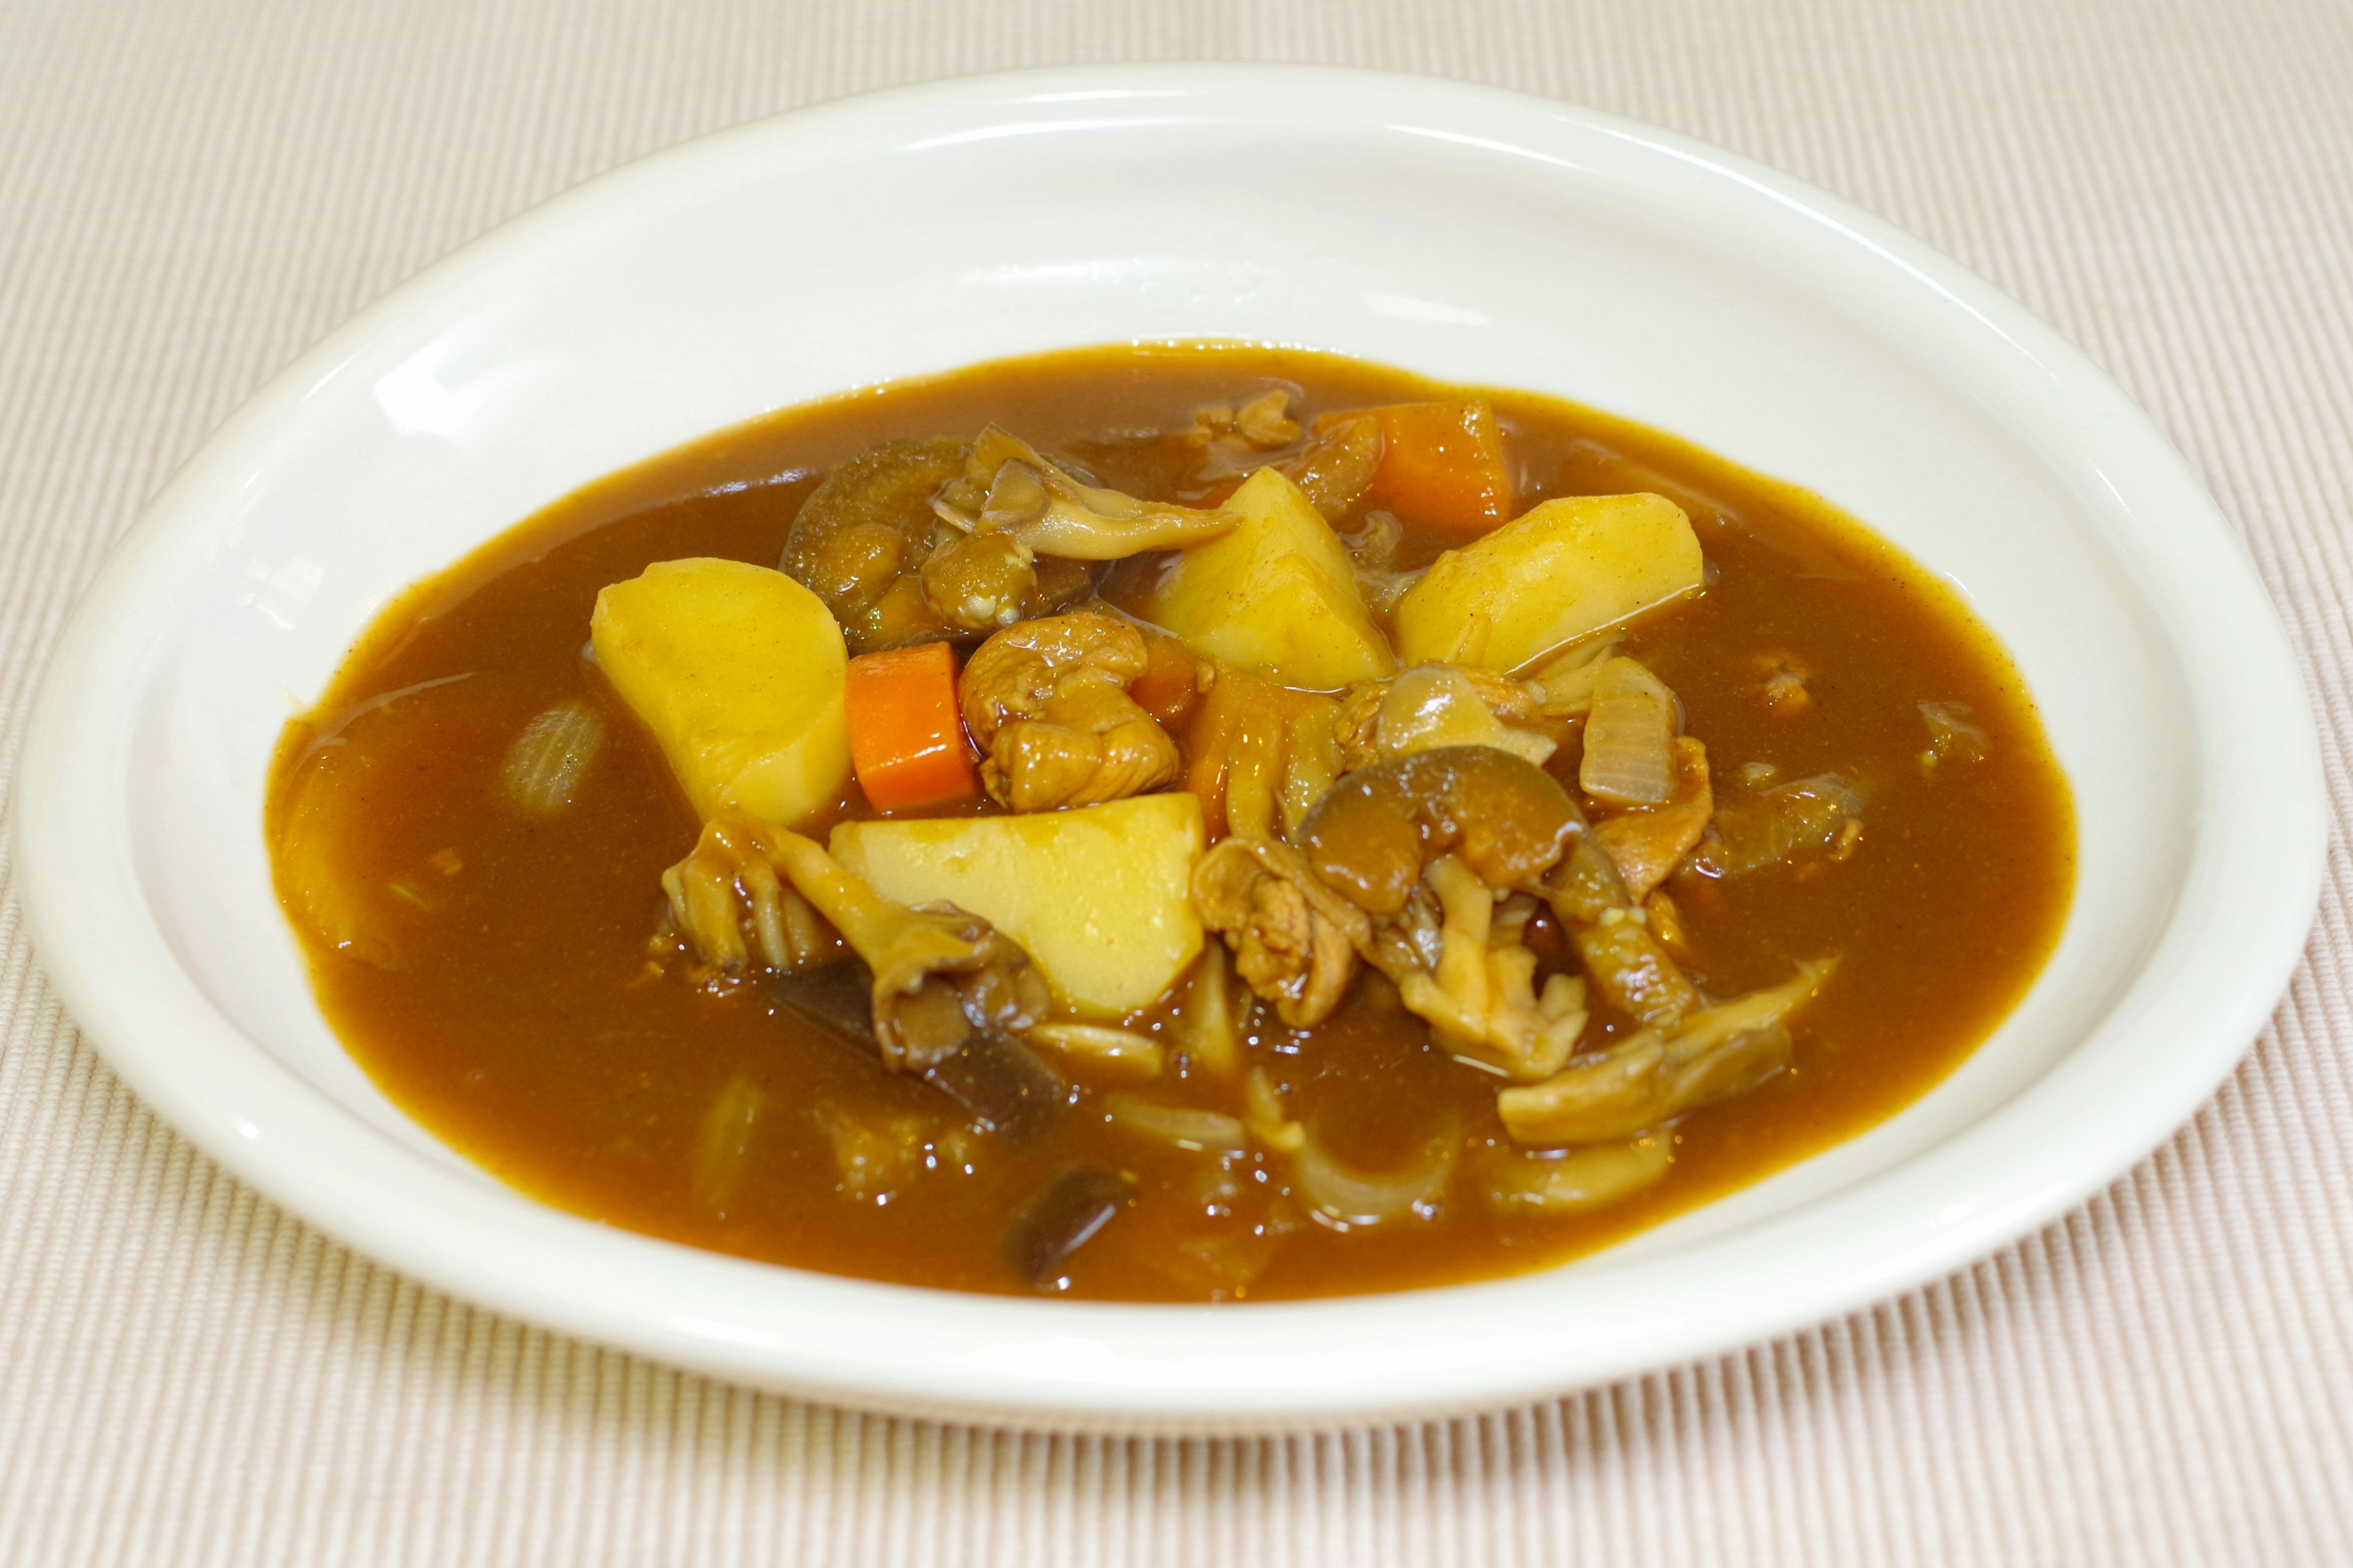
[501,700,605,814]
[1526,637,1623,718]
[1243,1067,1305,1153]
[1578,657,1678,806]
[1103,1094,1249,1154]
[1172,942,1241,1078]
[1920,700,1990,767]
[1026,1022,1164,1081]
[1294,1122,1458,1227]
[1485,1134,1671,1214]
[690,1074,766,1211]
[1375,665,1555,767]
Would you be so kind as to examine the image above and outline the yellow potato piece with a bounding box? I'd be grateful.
[831,793,1205,1017]
[591,557,850,828]
[1393,493,1703,671]
[1140,468,1396,690]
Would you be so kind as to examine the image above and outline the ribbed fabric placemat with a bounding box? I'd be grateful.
[4,1,2348,1562]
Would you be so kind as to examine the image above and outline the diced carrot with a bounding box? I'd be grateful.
[1128,628,1205,729]
[1357,400,1512,534]
[843,642,979,811]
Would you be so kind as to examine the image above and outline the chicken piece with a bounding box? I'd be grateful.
[1333,664,1560,773]
[958,611,1182,811]
[1182,398,1384,525]
[1192,835,1372,1028]
[1593,736,1714,901]
[1496,960,1835,1145]
[1367,858,1589,1081]
[1754,650,1813,714]
[1185,389,1307,480]
[1280,411,1384,520]
[933,425,1240,559]
[917,528,1040,632]
[661,812,1050,1072]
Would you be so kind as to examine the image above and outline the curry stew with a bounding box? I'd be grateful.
[267,344,2072,1301]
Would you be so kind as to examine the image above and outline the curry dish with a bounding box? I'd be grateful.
[268,343,2073,1301]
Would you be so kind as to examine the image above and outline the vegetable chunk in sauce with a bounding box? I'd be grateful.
[266,344,2073,1303]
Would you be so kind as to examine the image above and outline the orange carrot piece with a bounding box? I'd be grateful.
[844,642,979,811]
[1359,400,1512,534]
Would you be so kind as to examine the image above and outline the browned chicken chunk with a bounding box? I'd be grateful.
[959,610,1182,812]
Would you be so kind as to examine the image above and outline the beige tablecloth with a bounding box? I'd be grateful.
[5,1,2349,1561]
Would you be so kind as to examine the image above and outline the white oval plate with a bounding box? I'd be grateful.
[13,66,2322,1433]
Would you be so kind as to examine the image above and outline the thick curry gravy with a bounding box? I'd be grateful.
[267,344,2074,1301]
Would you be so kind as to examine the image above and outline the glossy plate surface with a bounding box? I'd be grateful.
[13,65,2322,1431]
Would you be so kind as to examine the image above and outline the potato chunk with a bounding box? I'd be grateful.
[591,558,850,828]
[1139,468,1396,690]
[830,793,1205,1017]
[1392,493,1702,671]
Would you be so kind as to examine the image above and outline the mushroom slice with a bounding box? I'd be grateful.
[1689,771,1865,878]
[959,610,1181,811]
[1192,835,1371,1029]
[1297,746,1582,916]
[760,827,1052,1073]
[1004,1165,1137,1287]
[1569,910,1703,1032]
[662,814,1050,1074]
[1373,860,1588,1081]
[938,426,1240,559]
[1496,958,1835,1146]
[1539,830,1706,1032]
[661,816,846,977]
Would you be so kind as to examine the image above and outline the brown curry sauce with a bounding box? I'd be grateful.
[266,344,2074,1301]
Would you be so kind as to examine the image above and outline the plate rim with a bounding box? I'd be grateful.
[10,61,2325,1431]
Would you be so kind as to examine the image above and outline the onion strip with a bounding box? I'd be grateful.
[1026,1022,1164,1081]
[1579,657,1677,806]
[1104,1095,1249,1154]
[1294,1122,1458,1227]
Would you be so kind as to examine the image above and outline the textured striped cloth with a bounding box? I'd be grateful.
[4,1,2350,1562]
